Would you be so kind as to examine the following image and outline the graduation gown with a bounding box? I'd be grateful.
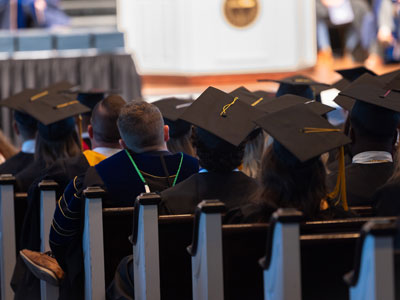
[49,150,199,300]
[372,182,400,216]
[11,150,107,300]
[327,162,394,207]
[0,151,34,175]
[159,171,258,215]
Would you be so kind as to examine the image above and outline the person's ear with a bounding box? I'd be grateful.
[164,125,170,142]
[119,139,128,149]
[13,121,19,136]
[88,125,94,139]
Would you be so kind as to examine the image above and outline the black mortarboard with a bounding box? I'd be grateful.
[255,94,335,116]
[253,90,274,99]
[378,69,400,85]
[229,88,268,107]
[77,92,105,112]
[258,75,329,100]
[334,73,385,111]
[153,97,193,138]
[338,76,400,136]
[335,66,377,82]
[179,86,264,146]
[254,104,351,163]
[383,72,400,92]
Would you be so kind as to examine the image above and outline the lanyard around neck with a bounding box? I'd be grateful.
[125,150,184,191]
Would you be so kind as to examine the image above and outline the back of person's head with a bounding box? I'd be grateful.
[14,111,37,141]
[91,94,126,145]
[117,101,165,153]
[167,129,196,156]
[35,117,81,167]
[254,143,327,219]
[241,128,269,178]
[350,101,400,143]
[276,84,314,100]
[194,127,245,173]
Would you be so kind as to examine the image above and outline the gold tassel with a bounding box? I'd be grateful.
[220,97,239,117]
[55,100,79,109]
[77,114,84,150]
[30,90,48,101]
[251,97,264,106]
[302,127,348,211]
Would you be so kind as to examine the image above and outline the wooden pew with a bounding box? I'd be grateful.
[258,209,303,300]
[38,180,59,300]
[0,174,16,300]
[91,197,397,300]
[187,200,226,300]
[344,220,398,300]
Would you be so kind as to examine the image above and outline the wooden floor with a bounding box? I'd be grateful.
[142,57,400,99]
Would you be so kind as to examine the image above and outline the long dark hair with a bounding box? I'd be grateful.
[252,145,327,219]
[34,131,81,168]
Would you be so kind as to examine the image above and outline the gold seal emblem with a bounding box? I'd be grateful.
[223,0,259,28]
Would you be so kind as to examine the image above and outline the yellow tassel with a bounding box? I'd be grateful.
[220,97,239,117]
[30,90,48,101]
[251,97,264,106]
[302,127,348,211]
[77,114,84,150]
[55,100,79,109]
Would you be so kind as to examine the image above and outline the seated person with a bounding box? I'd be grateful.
[21,100,199,299]
[0,111,37,175]
[12,95,126,300]
[159,87,262,214]
[327,77,400,206]
[226,103,352,223]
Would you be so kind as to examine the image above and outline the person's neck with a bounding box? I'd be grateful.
[133,143,169,154]
[91,140,121,150]
[351,141,393,156]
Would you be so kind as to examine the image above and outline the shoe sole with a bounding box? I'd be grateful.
[20,251,60,287]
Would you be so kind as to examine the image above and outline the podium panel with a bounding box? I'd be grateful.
[117,0,316,75]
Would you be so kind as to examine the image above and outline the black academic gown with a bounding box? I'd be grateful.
[107,171,257,300]
[159,171,258,215]
[52,150,199,300]
[327,162,394,207]
[15,160,48,192]
[11,153,91,300]
[372,182,400,216]
[0,151,34,175]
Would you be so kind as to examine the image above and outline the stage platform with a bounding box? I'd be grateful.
[142,58,400,101]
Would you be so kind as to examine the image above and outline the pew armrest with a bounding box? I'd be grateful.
[187,200,226,257]
[38,180,58,190]
[0,174,15,185]
[344,220,398,287]
[259,208,303,270]
[131,193,161,246]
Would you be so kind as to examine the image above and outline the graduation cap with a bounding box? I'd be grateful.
[229,88,267,107]
[179,86,264,146]
[341,84,400,137]
[1,88,90,141]
[332,67,377,92]
[255,94,335,116]
[254,104,351,210]
[254,104,351,163]
[378,69,400,85]
[258,75,329,100]
[152,97,193,138]
[77,92,105,111]
[334,73,385,111]
[335,66,377,82]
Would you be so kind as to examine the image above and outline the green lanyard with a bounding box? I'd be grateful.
[125,150,184,190]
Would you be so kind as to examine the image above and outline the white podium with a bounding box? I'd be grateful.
[117,0,316,75]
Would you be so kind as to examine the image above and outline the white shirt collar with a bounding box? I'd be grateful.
[21,139,35,154]
[92,147,121,158]
[352,151,393,164]
[81,132,90,139]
